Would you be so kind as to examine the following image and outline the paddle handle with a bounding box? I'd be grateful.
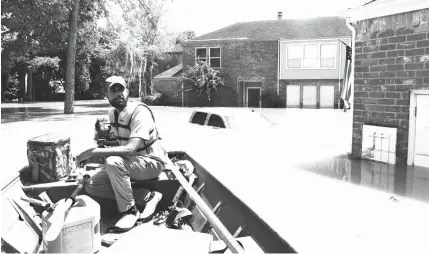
[44,175,89,241]
[44,198,74,241]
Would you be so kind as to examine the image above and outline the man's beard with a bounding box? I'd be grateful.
[109,97,128,109]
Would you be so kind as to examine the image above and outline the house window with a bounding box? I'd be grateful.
[196,48,207,63]
[209,47,221,68]
[303,45,318,68]
[287,45,302,68]
[286,42,336,69]
[320,44,335,68]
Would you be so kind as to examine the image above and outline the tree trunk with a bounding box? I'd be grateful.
[145,56,153,96]
[138,59,143,101]
[140,58,147,98]
[64,0,80,114]
[27,70,33,101]
[1,72,8,102]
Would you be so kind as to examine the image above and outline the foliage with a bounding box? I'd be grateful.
[28,57,61,72]
[175,30,196,44]
[1,0,179,102]
[1,0,107,101]
[141,91,172,106]
[3,73,20,100]
[103,0,176,97]
[176,61,225,101]
[261,90,286,108]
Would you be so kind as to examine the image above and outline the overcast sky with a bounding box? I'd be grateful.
[162,0,369,36]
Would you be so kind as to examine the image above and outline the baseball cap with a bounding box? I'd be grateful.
[106,76,128,89]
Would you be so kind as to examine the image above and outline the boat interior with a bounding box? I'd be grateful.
[1,151,294,253]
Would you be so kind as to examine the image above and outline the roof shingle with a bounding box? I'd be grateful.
[190,16,351,42]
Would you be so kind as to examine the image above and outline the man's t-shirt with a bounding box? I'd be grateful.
[128,105,170,164]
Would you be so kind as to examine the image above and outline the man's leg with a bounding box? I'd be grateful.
[85,155,164,229]
[86,156,163,211]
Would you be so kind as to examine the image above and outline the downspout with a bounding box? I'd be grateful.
[345,18,356,110]
[338,39,342,108]
[277,40,280,95]
[346,18,357,155]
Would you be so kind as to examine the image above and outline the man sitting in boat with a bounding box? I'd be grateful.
[76,75,172,231]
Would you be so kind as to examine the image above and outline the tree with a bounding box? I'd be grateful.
[102,0,174,99]
[64,0,80,114]
[176,61,225,102]
[175,30,196,44]
[1,0,107,102]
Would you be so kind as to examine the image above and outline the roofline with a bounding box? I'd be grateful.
[340,0,429,23]
[182,38,251,44]
[153,77,180,80]
[182,38,278,45]
[182,36,352,45]
[279,36,351,42]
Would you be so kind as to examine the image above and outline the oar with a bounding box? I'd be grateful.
[43,175,90,241]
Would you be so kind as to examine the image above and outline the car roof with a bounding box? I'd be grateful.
[192,107,256,117]
[191,107,274,127]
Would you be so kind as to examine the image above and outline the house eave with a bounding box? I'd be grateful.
[340,0,429,23]
[182,38,283,45]
[279,36,351,43]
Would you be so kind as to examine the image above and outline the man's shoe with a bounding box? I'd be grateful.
[139,191,163,222]
[115,206,140,231]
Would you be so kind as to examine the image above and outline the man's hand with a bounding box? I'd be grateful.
[76,148,96,165]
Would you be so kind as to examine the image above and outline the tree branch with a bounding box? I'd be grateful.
[136,0,158,30]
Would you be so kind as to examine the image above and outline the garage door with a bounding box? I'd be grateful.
[320,85,335,108]
[286,85,300,107]
[414,94,429,167]
[303,85,317,108]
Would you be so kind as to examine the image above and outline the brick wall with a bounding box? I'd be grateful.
[153,78,182,106]
[280,79,341,108]
[182,41,278,107]
[352,8,429,164]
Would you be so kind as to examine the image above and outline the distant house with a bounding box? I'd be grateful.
[157,44,184,73]
[177,13,351,108]
[341,1,429,167]
[152,44,184,106]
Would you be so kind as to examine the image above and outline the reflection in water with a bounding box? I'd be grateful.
[295,155,429,203]
[1,105,109,123]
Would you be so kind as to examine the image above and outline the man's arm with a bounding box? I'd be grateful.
[77,138,145,163]
[77,106,153,162]
[92,137,144,156]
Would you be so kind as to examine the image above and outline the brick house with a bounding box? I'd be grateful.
[342,0,429,168]
[155,14,351,108]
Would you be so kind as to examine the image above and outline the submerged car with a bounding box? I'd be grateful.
[188,108,275,130]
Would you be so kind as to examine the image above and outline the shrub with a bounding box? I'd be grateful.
[142,91,172,106]
[3,73,20,101]
[176,61,225,102]
[261,90,285,108]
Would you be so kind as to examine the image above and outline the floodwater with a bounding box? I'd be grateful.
[294,155,429,203]
[2,100,428,204]
[1,100,112,123]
